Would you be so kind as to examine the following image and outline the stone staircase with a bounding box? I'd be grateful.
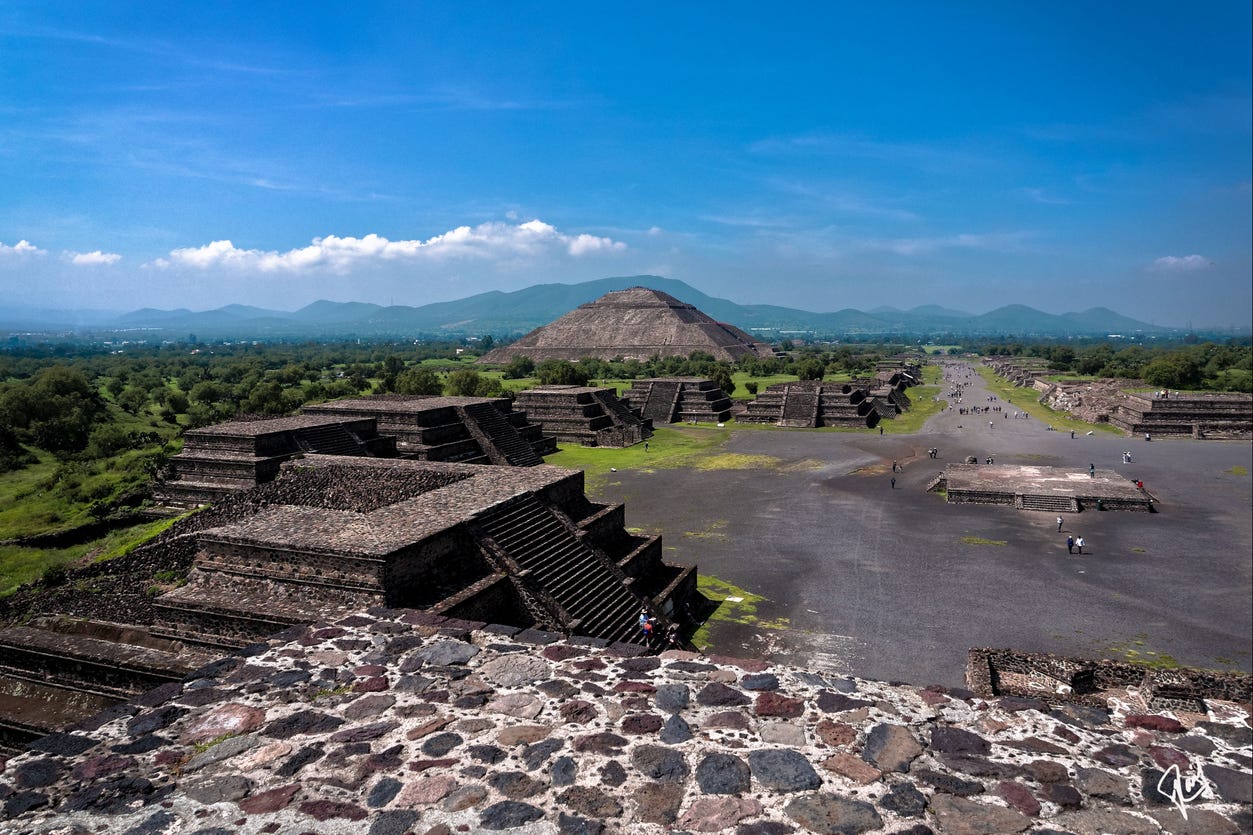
[0,619,217,753]
[460,402,543,466]
[475,495,644,645]
[293,423,366,456]
[780,387,820,426]
[1018,494,1080,512]
[638,380,682,424]
[590,389,652,445]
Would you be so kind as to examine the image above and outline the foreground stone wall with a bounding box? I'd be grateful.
[2,608,1249,833]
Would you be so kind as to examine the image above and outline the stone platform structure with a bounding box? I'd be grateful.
[623,378,734,424]
[0,458,693,753]
[986,356,1053,388]
[737,382,884,429]
[480,287,774,364]
[303,395,556,465]
[1109,393,1253,440]
[969,648,1252,712]
[151,456,693,654]
[2,609,1249,833]
[931,464,1154,512]
[512,386,652,448]
[154,414,394,509]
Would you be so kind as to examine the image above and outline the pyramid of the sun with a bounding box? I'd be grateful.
[480,286,774,363]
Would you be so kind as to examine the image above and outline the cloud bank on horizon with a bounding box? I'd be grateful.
[0,3,1249,328]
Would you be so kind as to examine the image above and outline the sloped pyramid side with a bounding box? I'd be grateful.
[480,287,774,363]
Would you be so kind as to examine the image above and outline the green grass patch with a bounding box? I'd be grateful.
[976,366,1121,435]
[545,425,732,485]
[191,733,236,754]
[1225,465,1248,476]
[682,520,728,541]
[922,345,962,355]
[0,516,183,597]
[730,372,800,400]
[879,386,943,434]
[689,575,788,649]
[960,536,1007,546]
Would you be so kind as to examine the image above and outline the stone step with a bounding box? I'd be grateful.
[476,495,641,643]
[0,625,213,700]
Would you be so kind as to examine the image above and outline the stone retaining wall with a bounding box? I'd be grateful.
[2,609,1248,834]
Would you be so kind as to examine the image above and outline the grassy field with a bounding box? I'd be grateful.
[546,424,732,485]
[0,516,181,597]
[976,366,1121,435]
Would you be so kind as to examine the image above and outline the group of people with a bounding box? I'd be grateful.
[1056,517,1088,554]
[639,608,681,648]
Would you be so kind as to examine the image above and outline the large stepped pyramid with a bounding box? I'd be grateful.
[480,286,774,363]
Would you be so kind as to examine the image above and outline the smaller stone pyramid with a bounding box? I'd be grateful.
[480,287,773,363]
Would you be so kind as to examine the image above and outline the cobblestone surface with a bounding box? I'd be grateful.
[1,609,1248,833]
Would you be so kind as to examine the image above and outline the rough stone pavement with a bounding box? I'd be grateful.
[1,608,1249,834]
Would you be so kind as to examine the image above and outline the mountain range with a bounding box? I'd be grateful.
[1,276,1193,340]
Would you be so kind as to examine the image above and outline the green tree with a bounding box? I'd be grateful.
[395,368,444,395]
[710,364,735,396]
[0,365,106,455]
[1143,354,1203,390]
[536,359,591,386]
[116,387,150,414]
[502,356,536,379]
[446,369,486,396]
[795,358,826,381]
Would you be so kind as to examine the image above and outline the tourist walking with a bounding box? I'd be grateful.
[890,477,896,489]
[1056,516,1064,532]
[1076,536,1085,555]
[1088,463,1095,478]
[1066,535,1074,554]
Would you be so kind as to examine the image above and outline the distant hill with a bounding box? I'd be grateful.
[1,276,1194,340]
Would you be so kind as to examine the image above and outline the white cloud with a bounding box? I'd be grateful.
[148,220,626,273]
[1150,254,1212,272]
[68,250,122,265]
[0,239,47,257]
[863,231,1031,256]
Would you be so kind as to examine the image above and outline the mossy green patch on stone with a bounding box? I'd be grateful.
[682,519,728,541]
[690,575,788,649]
[960,536,1008,546]
[1225,465,1248,476]
[692,453,780,471]
[1104,633,1180,669]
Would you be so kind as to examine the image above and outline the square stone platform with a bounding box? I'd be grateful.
[939,464,1153,512]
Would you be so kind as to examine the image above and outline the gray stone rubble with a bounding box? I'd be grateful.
[1,608,1249,834]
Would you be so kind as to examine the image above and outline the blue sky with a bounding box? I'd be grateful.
[1,2,1250,327]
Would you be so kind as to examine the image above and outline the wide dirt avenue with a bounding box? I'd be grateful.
[594,365,1253,687]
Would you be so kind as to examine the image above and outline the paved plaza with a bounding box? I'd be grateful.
[594,366,1253,687]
